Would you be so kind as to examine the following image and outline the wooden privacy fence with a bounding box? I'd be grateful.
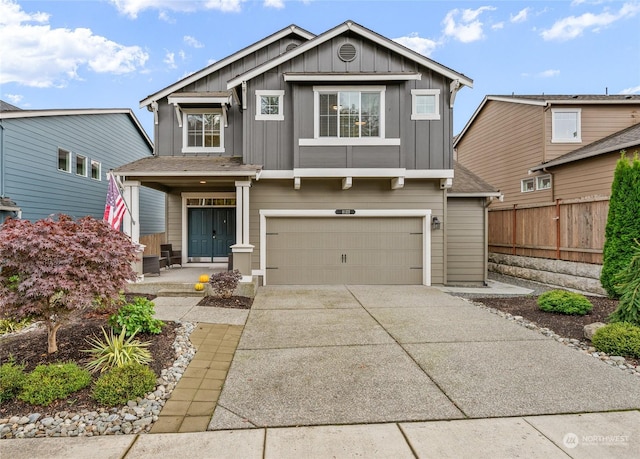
[488,197,609,264]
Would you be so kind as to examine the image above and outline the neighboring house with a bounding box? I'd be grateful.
[116,20,499,286]
[455,94,640,270]
[0,103,165,235]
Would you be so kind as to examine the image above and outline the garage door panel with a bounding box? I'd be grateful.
[266,217,424,285]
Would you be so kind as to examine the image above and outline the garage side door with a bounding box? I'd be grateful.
[447,198,486,283]
[266,217,423,285]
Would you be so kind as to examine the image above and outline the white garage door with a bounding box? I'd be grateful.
[265,217,424,285]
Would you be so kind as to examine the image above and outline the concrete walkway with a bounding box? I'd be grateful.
[3,283,640,458]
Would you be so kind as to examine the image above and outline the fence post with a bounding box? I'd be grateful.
[555,199,561,259]
[512,204,517,255]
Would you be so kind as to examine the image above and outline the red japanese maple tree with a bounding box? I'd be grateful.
[0,215,138,353]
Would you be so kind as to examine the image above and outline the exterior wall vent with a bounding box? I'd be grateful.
[338,43,357,62]
[285,43,298,52]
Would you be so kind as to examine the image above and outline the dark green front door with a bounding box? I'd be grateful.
[188,208,235,260]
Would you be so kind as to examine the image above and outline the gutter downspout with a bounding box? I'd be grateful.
[0,121,5,197]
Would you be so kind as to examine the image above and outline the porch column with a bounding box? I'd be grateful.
[122,180,142,275]
[232,180,254,281]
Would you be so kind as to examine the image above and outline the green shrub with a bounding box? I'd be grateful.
[537,290,593,315]
[108,297,164,336]
[0,317,32,335]
[608,241,640,326]
[19,362,91,406]
[592,322,640,359]
[83,327,152,373]
[92,363,156,406]
[0,359,27,402]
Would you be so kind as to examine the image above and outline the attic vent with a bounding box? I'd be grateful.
[338,43,357,62]
[285,43,298,52]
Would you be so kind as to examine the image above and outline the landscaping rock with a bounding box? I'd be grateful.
[584,322,606,340]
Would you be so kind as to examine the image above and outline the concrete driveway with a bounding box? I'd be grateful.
[209,285,640,429]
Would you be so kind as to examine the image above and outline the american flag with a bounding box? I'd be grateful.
[104,173,126,230]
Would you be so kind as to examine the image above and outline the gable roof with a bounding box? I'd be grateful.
[226,20,472,90]
[0,108,153,151]
[530,122,640,172]
[0,100,21,112]
[454,94,640,145]
[139,24,315,108]
[450,161,501,197]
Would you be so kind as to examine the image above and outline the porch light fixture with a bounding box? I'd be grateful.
[431,216,441,230]
[199,180,207,184]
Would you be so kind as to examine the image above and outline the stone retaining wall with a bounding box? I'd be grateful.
[488,253,606,296]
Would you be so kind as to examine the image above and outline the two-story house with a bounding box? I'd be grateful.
[454,95,640,292]
[116,21,498,286]
[0,103,165,235]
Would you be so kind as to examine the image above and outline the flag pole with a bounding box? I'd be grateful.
[108,170,136,226]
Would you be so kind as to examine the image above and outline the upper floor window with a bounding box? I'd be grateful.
[536,174,551,190]
[182,110,223,153]
[91,160,101,180]
[521,178,534,193]
[255,90,284,121]
[76,154,87,177]
[411,89,441,120]
[58,148,71,173]
[552,108,581,143]
[315,86,384,139]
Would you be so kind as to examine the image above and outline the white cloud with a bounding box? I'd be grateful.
[393,33,438,57]
[264,0,285,8]
[110,0,245,18]
[5,94,23,104]
[492,22,504,30]
[163,51,176,69]
[620,85,640,95]
[0,0,148,88]
[184,35,204,48]
[541,2,640,41]
[510,7,530,23]
[442,6,496,43]
[521,69,560,78]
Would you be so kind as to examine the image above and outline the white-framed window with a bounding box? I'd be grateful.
[255,90,284,121]
[182,109,223,153]
[521,178,535,193]
[314,85,384,139]
[411,89,440,120]
[552,108,581,143]
[91,160,101,180]
[76,155,87,177]
[536,174,552,190]
[58,148,71,172]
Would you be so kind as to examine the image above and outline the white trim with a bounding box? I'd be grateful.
[168,95,231,105]
[536,174,552,190]
[226,21,472,90]
[57,148,71,173]
[255,90,285,121]
[90,160,102,181]
[283,72,421,82]
[75,154,87,177]
[551,108,582,143]
[521,177,535,193]
[448,192,502,198]
[299,138,400,146]
[259,209,431,286]
[411,89,441,121]
[256,168,455,180]
[122,170,259,178]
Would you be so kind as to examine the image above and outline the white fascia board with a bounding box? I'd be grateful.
[486,96,547,106]
[260,209,431,218]
[283,73,421,82]
[168,95,232,105]
[117,170,258,178]
[257,168,454,179]
[141,25,315,107]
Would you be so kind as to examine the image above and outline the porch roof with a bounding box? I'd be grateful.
[114,156,262,177]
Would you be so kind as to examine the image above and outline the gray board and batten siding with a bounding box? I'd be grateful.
[446,198,487,284]
[0,112,165,234]
[156,31,453,172]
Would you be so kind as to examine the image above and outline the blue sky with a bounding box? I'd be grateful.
[1,0,639,136]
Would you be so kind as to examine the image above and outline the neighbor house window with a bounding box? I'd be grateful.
[58,148,71,172]
[411,89,441,120]
[91,161,101,180]
[182,110,223,153]
[536,174,552,190]
[552,108,581,143]
[521,178,535,192]
[255,90,284,121]
[76,155,87,177]
[315,86,384,139]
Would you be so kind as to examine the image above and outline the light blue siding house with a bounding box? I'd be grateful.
[0,103,164,235]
